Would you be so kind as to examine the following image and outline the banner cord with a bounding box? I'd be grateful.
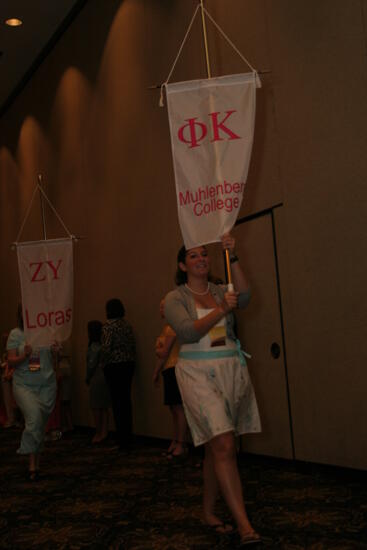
[15,182,73,244]
[160,4,201,107]
[37,184,73,239]
[160,2,261,107]
[202,7,261,88]
[15,183,39,243]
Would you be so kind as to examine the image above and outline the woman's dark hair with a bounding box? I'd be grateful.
[175,245,187,285]
[17,304,24,330]
[105,298,125,319]
[88,320,102,344]
[175,245,210,285]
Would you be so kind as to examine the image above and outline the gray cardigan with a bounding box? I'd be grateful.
[164,283,251,344]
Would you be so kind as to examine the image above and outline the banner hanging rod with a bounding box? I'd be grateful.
[148,71,271,90]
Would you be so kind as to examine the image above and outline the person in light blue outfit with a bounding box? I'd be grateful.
[165,233,261,546]
[6,305,57,480]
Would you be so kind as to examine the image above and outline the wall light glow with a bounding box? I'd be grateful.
[5,18,23,27]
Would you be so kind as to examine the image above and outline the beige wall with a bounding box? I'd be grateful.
[0,0,366,469]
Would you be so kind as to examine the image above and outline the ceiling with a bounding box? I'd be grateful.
[0,0,83,117]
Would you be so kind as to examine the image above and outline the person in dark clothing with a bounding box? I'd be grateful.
[100,299,136,452]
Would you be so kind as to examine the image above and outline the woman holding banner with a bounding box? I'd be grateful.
[6,305,57,480]
[165,233,261,546]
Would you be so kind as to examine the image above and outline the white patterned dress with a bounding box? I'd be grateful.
[175,308,261,446]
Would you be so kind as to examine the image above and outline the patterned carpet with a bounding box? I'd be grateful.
[0,427,366,549]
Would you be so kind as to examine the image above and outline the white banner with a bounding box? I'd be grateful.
[166,72,258,249]
[17,238,73,347]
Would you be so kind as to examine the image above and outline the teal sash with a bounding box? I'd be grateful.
[179,339,250,367]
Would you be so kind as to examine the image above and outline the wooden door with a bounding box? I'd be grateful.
[234,213,294,458]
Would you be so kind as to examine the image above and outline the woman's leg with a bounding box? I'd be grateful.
[203,443,220,523]
[166,405,177,453]
[2,379,15,426]
[29,453,41,478]
[119,362,134,447]
[29,453,37,472]
[13,382,55,478]
[13,383,45,455]
[61,401,73,432]
[65,402,73,431]
[92,409,102,442]
[101,408,109,439]
[170,405,187,456]
[103,366,122,445]
[208,432,256,537]
[104,363,134,449]
[202,443,233,532]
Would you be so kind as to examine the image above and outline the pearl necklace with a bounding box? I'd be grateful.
[185,283,210,296]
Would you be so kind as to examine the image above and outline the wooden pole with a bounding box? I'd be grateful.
[199,0,233,289]
[200,0,212,78]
